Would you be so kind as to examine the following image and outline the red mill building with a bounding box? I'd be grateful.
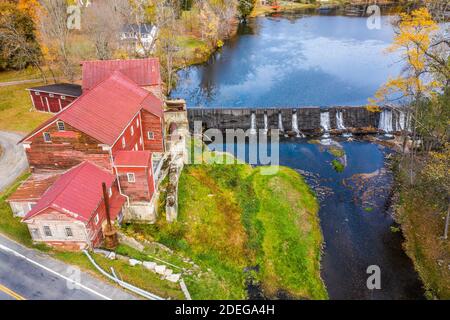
[9,59,171,250]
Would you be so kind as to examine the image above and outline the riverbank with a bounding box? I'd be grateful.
[123,147,327,300]
[392,153,450,299]
[250,1,318,17]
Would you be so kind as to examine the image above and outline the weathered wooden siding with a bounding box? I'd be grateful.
[30,91,76,113]
[141,110,164,152]
[111,113,144,155]
[116,167,154,203]
[25,121,111,172]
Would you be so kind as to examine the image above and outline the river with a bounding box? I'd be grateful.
[173,11,424,300]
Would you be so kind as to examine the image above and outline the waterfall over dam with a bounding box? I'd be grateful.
[187,106,407,135]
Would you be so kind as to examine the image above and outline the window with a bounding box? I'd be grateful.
[147,131,154,140]
[35,92,40,96]
[108,188,113,198]
[30,228,40,240]
[122,137,126,148]
[65,227,73,237]
[49,94,54,98]
[43,132,51,143]
[43,226,52,237]
[61,96,66,100]
[28,203,35,211]
[56,121,65,131]
[127,173,135,183]
[94,214,99,225]
[131,125,134,136]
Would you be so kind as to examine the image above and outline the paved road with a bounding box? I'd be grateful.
[0,131,28,192]
[0,234,137,300]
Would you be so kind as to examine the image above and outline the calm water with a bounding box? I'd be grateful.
[210,138,424,299]
[171,14,402,107]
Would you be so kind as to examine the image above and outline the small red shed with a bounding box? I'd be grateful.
[27,83,82,113]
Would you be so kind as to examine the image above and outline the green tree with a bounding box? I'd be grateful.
[238,0,255,21]
[0,1,42,72]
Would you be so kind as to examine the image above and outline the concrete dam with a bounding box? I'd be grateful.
[187,106,408,135]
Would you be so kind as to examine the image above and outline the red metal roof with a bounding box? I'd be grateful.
[114,151,152,167]
[82,58,161,91]
[22,162,122,223]
[20,71,163,145]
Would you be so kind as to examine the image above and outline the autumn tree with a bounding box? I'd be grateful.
[368,8,448,183]
[0,1,43,74]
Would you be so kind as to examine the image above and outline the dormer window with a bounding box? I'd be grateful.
[57,121,65,131]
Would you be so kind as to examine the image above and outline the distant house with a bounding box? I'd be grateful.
[27,83,82,113]
[120,24,158,56]
[22,161,126,251]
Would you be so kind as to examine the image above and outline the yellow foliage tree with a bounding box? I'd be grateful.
[367,8,441,110]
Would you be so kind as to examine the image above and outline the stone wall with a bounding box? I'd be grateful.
[187,106,385,134]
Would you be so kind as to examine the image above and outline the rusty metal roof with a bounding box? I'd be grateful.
[81,58,161,91]
[8,174,61,202]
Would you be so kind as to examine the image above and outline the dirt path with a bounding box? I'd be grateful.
[0,78,45,87]
[0,132,27,192]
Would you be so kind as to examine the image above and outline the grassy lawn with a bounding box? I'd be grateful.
[0,82,52,133]
[124,147,327,300]
[175,35,212,68]
[0,67,45,83]
[0,173,184,300]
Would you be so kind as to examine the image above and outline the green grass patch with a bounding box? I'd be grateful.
[331,159,345,173]
[125,147,327,300]
[0,172,35,247]
[0,82,52,132]
[175,35,211,67]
